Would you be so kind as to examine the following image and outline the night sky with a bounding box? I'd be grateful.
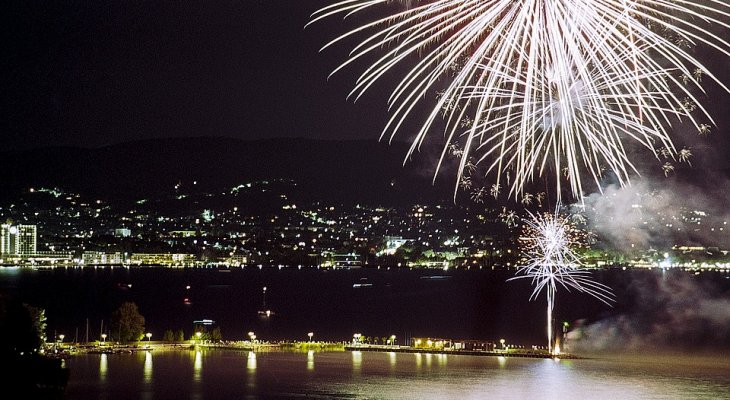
[2,0,388,150]
[3,0,730,169]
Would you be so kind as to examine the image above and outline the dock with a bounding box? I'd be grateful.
[344,345,583,359]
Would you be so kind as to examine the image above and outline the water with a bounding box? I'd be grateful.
[3,267,730,399]
[0,266,616,344]
[62,349,730,399]
[0,266,728,348]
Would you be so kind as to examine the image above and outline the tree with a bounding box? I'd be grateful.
[210,327,222,342]
[109,302,145,343]
[163,329,175,342]
[23,304,47,349]
[0,296,47,355]
[191,329,209,341]
[175,329,185,342]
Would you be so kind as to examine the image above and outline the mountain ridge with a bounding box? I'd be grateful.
[0,137,455,205]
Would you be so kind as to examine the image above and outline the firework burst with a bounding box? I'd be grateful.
[310,0,730,199]
[509,207,614,354]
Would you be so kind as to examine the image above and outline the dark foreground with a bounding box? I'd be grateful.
[4,354,69,399]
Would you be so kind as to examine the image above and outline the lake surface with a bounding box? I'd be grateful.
[0,266,614,344]
[4,267,730,399]
[62,349,730,399]
[1,266,729,349]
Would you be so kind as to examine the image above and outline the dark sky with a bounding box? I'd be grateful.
[2,0,389,150]
[3,0,730,162]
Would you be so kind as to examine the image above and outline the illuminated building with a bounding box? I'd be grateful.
[225,254,248,267]
[377,236,409,256]
[332,252,362,268]
[1,224,37,256]
[169,230,197,238]
[82,251,125,265]
[130,253,196,267]
[0,224,13,255]
[114,228,131,238]
[16,225,37,255]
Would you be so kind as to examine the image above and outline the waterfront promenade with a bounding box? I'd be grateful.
[344,344,579,359]
[53,341,575,360]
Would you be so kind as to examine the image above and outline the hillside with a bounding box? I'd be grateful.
[0,137,456,205]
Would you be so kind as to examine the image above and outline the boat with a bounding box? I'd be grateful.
[257,286,274,317]
[352,283,373,288]
[353,277,373,288]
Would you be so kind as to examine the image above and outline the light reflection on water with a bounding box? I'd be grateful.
[307,350,314,371]
[193,350,202,383]
[142,351,152,384]
[99,353,107,384]
[246,351,256,371]
[352,350,362,375]
[246,350,257,394]
[140,351,153,400]
[65,350,730,400]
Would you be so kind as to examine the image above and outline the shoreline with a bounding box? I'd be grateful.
[344,345,582,359]
[54,342,580,360]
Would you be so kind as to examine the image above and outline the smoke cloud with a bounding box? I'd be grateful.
[575,176,730,252]
[568,271,730,354]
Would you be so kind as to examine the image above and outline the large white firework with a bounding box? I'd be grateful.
[310,0,730,199]
[509,208,614,354]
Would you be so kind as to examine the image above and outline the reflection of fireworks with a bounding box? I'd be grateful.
[310,0,730,199]
[510,207,614,354]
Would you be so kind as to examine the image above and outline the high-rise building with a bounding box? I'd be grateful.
[1,224,37,256]
[0,224,15,255]
[15,225,37,255]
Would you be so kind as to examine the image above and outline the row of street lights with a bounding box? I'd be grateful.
[98,332,151,344]
[53,331,151,347]
[352,333,397,346]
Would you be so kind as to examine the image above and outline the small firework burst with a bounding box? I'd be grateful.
[510,207,613,354]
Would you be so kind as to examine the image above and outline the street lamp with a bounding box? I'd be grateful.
[146,332,152,343]
[500,338,506,351]
[390,335,396,347]
[308,332,314,342]
[353,333,361,345]
[196,331,202,344]
[101,333,107,344]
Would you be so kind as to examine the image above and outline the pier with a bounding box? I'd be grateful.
[344,345,583,359]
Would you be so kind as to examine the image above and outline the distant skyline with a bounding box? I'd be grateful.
[3,0,730,174]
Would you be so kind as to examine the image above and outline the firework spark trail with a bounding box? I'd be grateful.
[509,208,614,354]
[310,0,730,199]
[465,56,684,198]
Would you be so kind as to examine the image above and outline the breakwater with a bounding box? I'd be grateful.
[344,345,582,359]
